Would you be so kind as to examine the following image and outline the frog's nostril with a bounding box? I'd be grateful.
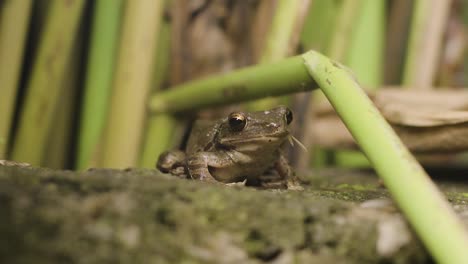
[285,108,293,125]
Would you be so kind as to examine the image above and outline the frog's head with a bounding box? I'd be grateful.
[215,106,293,152]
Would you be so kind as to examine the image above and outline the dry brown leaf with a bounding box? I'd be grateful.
[312,88,468,153]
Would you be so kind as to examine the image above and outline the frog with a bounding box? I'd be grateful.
[156,106,301,189]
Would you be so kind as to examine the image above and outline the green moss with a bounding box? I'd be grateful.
[336,183,377,191]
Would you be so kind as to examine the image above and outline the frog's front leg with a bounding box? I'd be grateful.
[274,154,302,190]
[186,152,231,182]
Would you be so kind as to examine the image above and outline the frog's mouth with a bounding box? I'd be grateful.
[218,130,289,151]
[220,136,281,145]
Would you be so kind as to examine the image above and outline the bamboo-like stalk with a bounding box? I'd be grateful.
[140,11,176,168]
[10,0,85,166]
[250,0,277,63]
[327,0,361,60]
[300,0,340,53]
[249,0,308,110]
[346,0,384,87]
[140,114,178,168]
[76,0,123,169]
[258,0,306,64]
[296,0,341,170]
[99,0,164,168]
[0,0,32,159]
[384,0,414,84]
[306,0,361,168]
[149,56,318,114]
[303,50,468,264]
[402,0,452,87]
[44,35,83,169]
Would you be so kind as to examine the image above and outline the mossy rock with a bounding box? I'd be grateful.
[2,166,467,263]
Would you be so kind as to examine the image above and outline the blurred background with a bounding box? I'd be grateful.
[0,0,466,170]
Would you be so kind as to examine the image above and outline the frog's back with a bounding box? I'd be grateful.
[186,120,218,154]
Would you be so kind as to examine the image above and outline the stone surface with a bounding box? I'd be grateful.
[1,165,467,263]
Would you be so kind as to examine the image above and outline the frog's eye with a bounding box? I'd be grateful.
[285,108,293,124]
[228,112,246,131]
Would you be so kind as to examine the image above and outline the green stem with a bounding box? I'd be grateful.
[328,0,361,60]
[0,0,32,158]
[402,0,451,87]
[334,0,385,167]
[100,0,164,168]
[140,114,178,168]
[44,36,82,169]
[76,0,123,169]
[11,0,85,165]
[249,0,305,110]
[149,56,317,113]
[300,0,340,53]
[303,50,468,264]
[139,7,177,168]
[259,0,302,64]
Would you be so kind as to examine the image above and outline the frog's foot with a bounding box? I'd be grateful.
[274,154,303,191]
[169,166,189,179]
[247,173,288,189]
[225,179,247,187]
[157,150,186,174]
[286,179,304,191]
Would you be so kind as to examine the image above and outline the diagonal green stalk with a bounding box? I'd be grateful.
[76,0,123,169]
[302,50,468,264]
[149,56,318,113]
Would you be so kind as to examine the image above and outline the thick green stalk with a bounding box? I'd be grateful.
[11,0,85,166]
[0,0,32,158]
[76,0,123,169]
[149,56,317,113]
[100,0,164,168]
[303,50,468,264]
